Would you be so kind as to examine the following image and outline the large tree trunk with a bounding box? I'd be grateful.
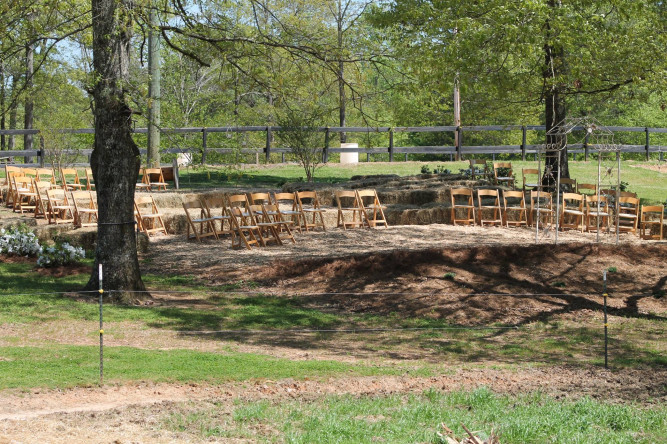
[85,0,148,303]
[24,43,34,163]
[337,0,346,144]
[0,60,5,150]
[542,0,569,188]
[146,3,161,167]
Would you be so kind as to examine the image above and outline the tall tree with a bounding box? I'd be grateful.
[84,0,147,302]
[371,0,667,181]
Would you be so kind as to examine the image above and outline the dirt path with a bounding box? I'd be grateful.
[1,366,664,443]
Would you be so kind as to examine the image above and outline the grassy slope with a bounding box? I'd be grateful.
[177,160,667,203]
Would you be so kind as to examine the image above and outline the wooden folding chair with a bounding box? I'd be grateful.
[70,190,99,228]
[35,168,56,184]
[2,165,22,187]
[183,199,218,242]
[136,168,151,192]
[529,190,554,228]
[617,196,640,234]
[502,190,527,227]
[450,188,476,226]
[134,194,168,236]
[522,168,540,192]
[227,205,263,250]
[12,176,38,214]
[144,168,169,191]
[476,189,503,227]
[249,204,282,246]
[335,190,365,230]
[273,192,304,233]
[639,205,664,240]
[249,192,279,223]
[32,179,54,219]
[46,188,75,224]
[584,195,610,233]
[493,162,515,189]
[5,170,24,208]
[469,159,489,180]
[262,202,296,243]
[356,189,388,228]
[296,190,327,231]
[200,195,234,239]
[227,193,266,245]
[576,183,597,196]
[60,168,85,191]
[560,193,585,232]
[84,167,95,191]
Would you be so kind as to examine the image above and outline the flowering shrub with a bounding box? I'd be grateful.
[37,242,86,268]
[0,225,42,257]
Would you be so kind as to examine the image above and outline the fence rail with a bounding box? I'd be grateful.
[1,125,665,167]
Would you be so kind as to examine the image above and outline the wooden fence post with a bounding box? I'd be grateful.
[39,135,45,167]
[521,125,527,161]
[389,128,394,162]
[265,126,271,163]
[323,127,330,163]
[201,128,208,165]
[455,126,462,161]
[584,132,589,161]
[645,127,650,161]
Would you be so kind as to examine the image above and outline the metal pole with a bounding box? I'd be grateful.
[616,149,621,245]
[98,263,104,384]
[554,149,561,245]
[596,149,601,243]
[603,270,608,369]
[535,148,541,244]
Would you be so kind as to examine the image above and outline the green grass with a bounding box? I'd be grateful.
[0,345,403,389]
[1,261,665,380]
[175,159,667,204]
[163,388,667,443]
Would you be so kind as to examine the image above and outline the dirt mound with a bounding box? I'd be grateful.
[251,243,667,326]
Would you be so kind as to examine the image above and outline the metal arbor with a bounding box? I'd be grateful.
[537,117,621,244]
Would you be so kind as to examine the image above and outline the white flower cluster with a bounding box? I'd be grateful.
[0,226,42,257]
[37,242,86,268]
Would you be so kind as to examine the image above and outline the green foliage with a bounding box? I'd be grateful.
[276,103,327,182]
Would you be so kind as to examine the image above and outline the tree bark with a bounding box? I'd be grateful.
[85,0,148,303]
[542,0,569,188]
[24,43,34,162]
[0,60,5,150]
[147,3,161,167]
[337,0,347,144]
[8,74,17,150]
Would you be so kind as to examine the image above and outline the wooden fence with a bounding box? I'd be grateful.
[1,125,666,167]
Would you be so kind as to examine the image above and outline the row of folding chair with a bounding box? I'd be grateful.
[450,188,664,239]
[181,193,302,250]
[2,166,95,208]
[11,179,98,228]
[335,189,388,230]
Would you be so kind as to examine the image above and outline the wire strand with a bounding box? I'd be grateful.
[175,326,521,335]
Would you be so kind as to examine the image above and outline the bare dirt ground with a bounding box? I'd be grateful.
[1,365,665,443]
[1,223,666,443]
